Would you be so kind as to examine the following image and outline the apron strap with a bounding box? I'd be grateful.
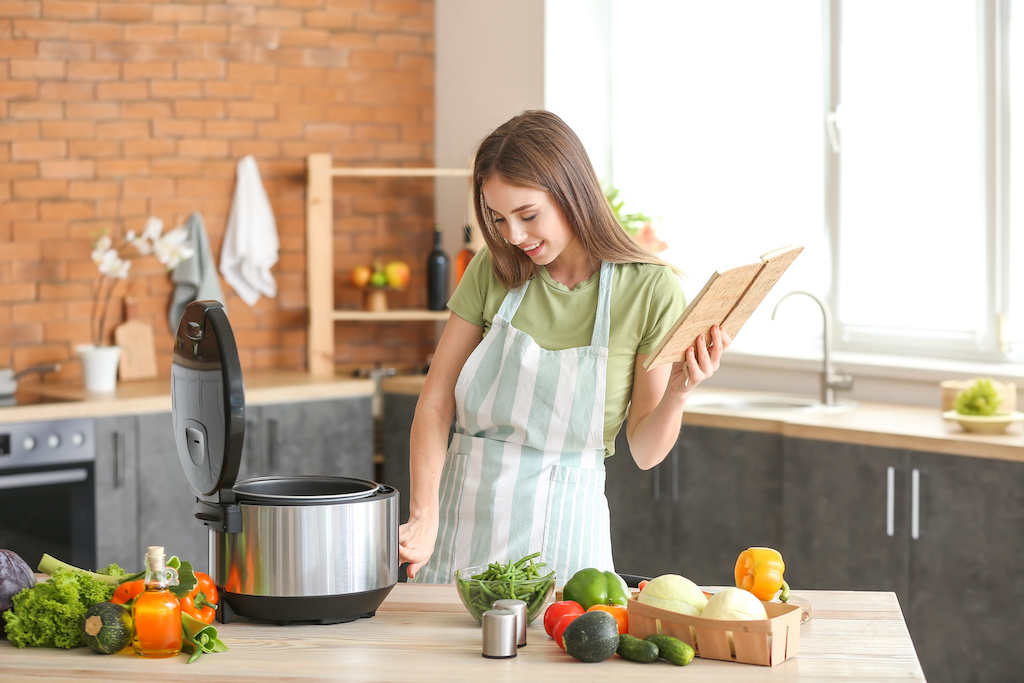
[496,278,528,322]
[591,261,614,347]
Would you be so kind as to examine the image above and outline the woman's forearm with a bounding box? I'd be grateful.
[406,396,453,521]
[626,388,688,470]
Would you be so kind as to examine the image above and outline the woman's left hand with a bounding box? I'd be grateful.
[668,324,732,395]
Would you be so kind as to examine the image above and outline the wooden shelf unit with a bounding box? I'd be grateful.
[305,153,471,376]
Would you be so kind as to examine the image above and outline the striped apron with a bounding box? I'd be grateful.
[413,262,616,584]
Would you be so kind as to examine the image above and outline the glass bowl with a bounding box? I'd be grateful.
[454,564,555,624]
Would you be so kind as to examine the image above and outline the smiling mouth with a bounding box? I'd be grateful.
[520,241,543,254]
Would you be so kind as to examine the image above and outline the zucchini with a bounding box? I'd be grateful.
[81,602,133,655]
[616,633,659,663]
[644,633,695,666]
[561,610,620,663]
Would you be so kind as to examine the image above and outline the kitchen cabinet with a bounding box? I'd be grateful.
[781,440,911,597]
[304,154,469,376]
[606,425,784,583]
[93,415,140,570]
[240,397,375,480]
[782,438,1024,683]
[908,451,1024,683]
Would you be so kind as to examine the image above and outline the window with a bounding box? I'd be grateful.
[546,0,1023,365]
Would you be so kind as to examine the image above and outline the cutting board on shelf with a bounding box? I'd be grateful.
[114,298,158,381]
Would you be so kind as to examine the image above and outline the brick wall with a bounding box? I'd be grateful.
[0,0,439,386]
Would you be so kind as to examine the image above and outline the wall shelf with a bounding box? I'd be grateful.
[306,154,471,376]
[331,310,450,322]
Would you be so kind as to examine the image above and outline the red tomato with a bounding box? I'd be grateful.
[586,603,628,634]
[553,613,582,650]
[543,600,585,637]
[638,580,649,591]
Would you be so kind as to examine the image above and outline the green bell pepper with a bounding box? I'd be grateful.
[562,568,630,610]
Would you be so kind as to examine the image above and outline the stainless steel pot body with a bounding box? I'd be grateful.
[210,477,398,598]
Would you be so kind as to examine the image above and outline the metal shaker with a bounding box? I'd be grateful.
[491,598,528,647]
[481,608,517,658]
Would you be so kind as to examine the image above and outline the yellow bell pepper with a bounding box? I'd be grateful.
[734,547,790,602]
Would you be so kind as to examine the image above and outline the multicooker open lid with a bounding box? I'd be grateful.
[171,301,245,510]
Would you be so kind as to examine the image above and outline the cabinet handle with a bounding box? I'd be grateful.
[113,431,125,489]
[266,418,279,473]
[911,468,921,540]
[885,466,895,537]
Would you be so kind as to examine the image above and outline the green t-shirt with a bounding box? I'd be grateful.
[448,247,687,455]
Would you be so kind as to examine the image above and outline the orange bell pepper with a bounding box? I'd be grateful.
[735,547,790,602]
[179,571,219,624]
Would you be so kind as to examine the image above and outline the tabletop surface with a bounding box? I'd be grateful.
[0,583,925,682]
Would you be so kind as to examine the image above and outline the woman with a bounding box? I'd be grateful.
[399,110,729,583]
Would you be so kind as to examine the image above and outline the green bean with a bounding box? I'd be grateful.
[463,551,555,620]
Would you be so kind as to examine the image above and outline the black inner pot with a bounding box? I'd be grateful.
[231,475,382,505]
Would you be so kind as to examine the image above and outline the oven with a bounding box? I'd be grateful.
[0,418,96,570]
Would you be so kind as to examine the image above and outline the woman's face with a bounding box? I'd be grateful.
[481,176,578,267]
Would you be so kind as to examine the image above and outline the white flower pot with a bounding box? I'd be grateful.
[77,345,122,393]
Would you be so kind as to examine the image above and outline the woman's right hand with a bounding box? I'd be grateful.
[398,515,439,579]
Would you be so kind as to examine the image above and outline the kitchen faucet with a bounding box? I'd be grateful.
[771,291,853,406]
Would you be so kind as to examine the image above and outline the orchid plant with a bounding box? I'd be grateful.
[89,217,194,347]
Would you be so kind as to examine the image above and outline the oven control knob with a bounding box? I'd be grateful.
[22,436,36,451]
[47,434,61,449]
[71,432,85,447]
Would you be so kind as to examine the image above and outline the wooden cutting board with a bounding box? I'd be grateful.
[114,299,158,381]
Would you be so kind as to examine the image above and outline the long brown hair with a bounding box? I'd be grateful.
[472,109,677,289]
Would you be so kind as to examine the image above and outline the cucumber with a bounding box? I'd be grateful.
[561,610,620,663]
[81,602,133,655]
[616,633,659,663]
[644,633,695,666]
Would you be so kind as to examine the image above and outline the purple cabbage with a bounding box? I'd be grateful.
[0,549,36,613]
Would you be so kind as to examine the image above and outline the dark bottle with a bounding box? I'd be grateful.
[455,225,476,285]
[427,225,450,310]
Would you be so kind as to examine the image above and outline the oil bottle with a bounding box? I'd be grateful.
[132,545,182,658]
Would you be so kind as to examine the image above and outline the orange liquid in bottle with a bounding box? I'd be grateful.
[132,590,182,658]
[132,545,182,659]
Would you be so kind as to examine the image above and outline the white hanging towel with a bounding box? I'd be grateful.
[219,155,279,306]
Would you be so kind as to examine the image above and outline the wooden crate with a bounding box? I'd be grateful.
[626,596,801,667]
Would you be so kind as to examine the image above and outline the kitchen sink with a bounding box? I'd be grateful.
[687,392,859,414]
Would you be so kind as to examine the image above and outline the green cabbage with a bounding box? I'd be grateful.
[636,574,707,616]
[701,587,768,620]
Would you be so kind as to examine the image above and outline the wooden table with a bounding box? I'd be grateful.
[0,584,924,682]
